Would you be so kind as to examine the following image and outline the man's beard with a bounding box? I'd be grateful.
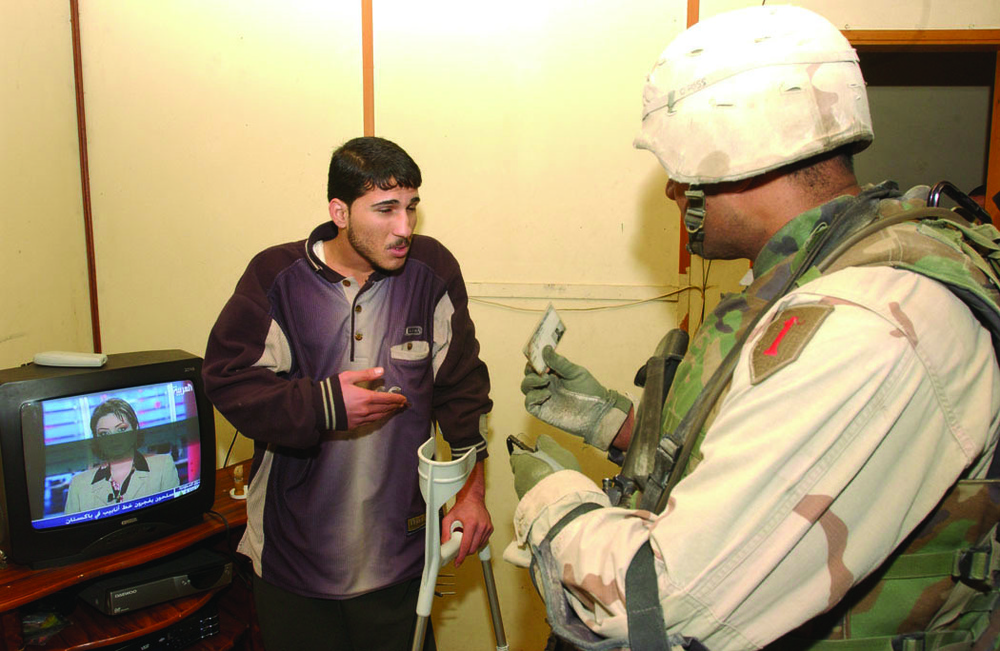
[346,226,410,275]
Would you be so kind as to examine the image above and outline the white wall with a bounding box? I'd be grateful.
[76,0,364,465]
[0,2,91,368]
[372,5,691,644]
[80,2,364,359]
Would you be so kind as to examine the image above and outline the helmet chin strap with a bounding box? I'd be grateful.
[683,186,706,257]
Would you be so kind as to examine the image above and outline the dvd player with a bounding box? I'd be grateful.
[78,548,233,615]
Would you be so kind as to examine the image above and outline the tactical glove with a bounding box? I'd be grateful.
[521,346,632,450]
[509,434,582,499]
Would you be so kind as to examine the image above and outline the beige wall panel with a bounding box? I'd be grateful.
[373,0,684,288]
[1,1,91,369]
[701,0,999,28]
[80,1,363,363]
[373,1,690,648]
[77,2,362,466]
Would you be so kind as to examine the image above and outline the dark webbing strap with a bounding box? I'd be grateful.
[535,504,710,650]
[626,540,669,651]
[531,502,604,595]
[543,502,604,545]
[529,502,606,642]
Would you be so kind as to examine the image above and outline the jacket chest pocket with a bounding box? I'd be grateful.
[390,340,429,362]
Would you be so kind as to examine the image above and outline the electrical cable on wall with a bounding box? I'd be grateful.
[223,431,240,468]
[468,283,705,314]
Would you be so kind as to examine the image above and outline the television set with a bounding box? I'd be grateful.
[0,349,216,568]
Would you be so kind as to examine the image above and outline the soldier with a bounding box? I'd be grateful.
[509,6,1000,650]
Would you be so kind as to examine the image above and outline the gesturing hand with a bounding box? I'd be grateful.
[339,367,408,428]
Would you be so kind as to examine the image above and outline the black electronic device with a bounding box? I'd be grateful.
[104,598,221,650]
[78,548,232,615]
[506,434,535,455]
[0,350,217,568]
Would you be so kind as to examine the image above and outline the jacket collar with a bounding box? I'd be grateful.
[91,450,149,484]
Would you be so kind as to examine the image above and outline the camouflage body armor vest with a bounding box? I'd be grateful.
[653,182,1000,649]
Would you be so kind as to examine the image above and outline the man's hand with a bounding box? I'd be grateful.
[509,433,582,499]
[520,346,632,450]
[339,367,407,428]
[442,462,492,567]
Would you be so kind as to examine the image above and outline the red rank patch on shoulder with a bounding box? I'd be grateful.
[764,316,800,356]
[750,304,833,385]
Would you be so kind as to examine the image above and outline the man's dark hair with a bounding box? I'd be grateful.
[785,144,855,181]
[783,144,856,195]
[327,137,422,205]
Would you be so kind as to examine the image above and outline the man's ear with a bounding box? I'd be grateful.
[329,199,350,228]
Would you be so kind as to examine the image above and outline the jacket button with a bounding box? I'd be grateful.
[355,333,363,341]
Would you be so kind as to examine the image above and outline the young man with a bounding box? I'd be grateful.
[203,137,493,650]
[511,6,1000,650]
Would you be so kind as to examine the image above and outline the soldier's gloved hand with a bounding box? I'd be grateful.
[509,434,582,499]
[521,346,632,450]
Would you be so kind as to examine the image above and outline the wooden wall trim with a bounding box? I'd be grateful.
[69,0,102,353]
[844,29,1000,49]
[845,29,999,225]
[678,0,699,331]
[362,0,374,136]
[686,0,698,28]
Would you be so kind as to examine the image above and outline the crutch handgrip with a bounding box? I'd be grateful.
[440,521,464,566]
[413,437,506,651]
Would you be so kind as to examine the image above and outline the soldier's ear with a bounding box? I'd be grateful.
[329,199,350,228]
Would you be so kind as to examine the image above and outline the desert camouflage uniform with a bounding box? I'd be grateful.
[514,182,1000,650]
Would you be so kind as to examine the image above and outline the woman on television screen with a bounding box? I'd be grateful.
[63,397,180,514]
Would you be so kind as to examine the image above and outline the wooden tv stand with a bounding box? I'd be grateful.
[0,462,255,651]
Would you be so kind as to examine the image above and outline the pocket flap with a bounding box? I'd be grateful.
[390,340,429,361]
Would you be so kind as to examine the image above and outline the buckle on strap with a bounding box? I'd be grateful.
[953,524,1000,585]
[683,188,706,235]
[640,441,678,512]
[891,633,925,651]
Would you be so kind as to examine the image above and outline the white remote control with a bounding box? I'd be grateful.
[33,351,108,367]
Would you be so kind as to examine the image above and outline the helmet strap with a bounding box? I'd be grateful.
[684,187,706,256]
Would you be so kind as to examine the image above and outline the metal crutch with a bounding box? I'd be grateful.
[412,437,509,651]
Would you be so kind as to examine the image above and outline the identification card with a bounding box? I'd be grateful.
[523,303,566,374]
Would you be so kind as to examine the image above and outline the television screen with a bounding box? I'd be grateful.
[0,350,216,568]
[23,379,203,530]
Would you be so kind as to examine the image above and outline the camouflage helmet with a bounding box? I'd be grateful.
[633,5,874,185]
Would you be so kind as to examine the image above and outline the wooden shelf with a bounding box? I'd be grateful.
[0,463,252,651]
[27,591,215,651]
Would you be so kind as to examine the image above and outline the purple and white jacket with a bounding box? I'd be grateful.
[203,222,491,598]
